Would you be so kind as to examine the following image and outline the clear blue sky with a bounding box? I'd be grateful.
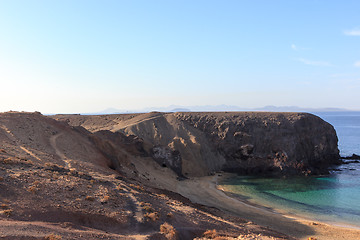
[1,0,359,113]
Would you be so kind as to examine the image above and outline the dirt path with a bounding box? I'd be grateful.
[0,124,17,143]
[121,184,144,223]
[82,172,145,225]
[49,133,72,169]
[19,146,42,161]
[113,113,166,131]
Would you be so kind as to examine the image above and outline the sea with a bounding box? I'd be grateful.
[219,111,360,227]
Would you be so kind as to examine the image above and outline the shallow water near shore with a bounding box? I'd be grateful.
[220,111,360,227]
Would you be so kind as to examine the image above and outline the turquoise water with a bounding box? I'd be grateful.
[220,111,360,226]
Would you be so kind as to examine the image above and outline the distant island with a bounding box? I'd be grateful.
[82,105,352,115]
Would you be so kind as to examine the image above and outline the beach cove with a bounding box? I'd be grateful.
[129,151,360,240]
[178,174,360,240]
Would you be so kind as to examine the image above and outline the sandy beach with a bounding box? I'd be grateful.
[129,154,360,239]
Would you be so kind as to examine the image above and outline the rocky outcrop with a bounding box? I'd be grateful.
[174,112,340,176]
[54,112,341,177]
[151,146,183,177]
[342,154,360,160]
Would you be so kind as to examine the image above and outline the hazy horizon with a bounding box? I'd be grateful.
[43,104,359,115]
[1,1,360,113]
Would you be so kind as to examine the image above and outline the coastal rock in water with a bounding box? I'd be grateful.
[342,154,360,160]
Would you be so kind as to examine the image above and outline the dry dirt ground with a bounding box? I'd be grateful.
[0,112,287,240]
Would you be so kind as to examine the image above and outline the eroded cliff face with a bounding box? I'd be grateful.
[173,112,340,176]
[54,112,340,177]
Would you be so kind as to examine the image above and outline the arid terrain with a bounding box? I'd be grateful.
[0,111,290,239]
[1,111,360,240]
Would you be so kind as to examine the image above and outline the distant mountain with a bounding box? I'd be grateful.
[85,105,351,115]
[255,105,349,113]
[93,108,125,114]
[185,104,244,112]
[170,108,191,112]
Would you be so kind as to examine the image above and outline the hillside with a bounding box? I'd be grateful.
[0,112,288,239]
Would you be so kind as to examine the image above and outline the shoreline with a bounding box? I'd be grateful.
[173,173,360,240]
[131,156,360,239]
[216,173,360,231]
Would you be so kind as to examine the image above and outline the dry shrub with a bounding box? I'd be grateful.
[0,176,3,181]
[45,163,66,172]
[0,149,6,153]
[3,209,13,217]
[160,222,178,240]
[158,193,168,200]
[69,168,78,176]
[144,212,159,222]
[0,204,9,209]
[44,233,62,240]
[28,185,38,193]
[166,212,173,218]
[101,195,110,203]
[23,159,33,165]
[143,205,154,213]
[51,172,59,179]
[140,202,155,213]
[307,237,317,240]
[33,180,40,186]
[203,229,218,239]
[129,183,144,191]
[2,158,13,164]
[85,196,95,201]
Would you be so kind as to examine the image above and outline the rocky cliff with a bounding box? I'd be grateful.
[173,112,340,176]
[54,112,340,177]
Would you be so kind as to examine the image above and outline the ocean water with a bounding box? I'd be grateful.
[317,111,360,157]
[220,111,360,227]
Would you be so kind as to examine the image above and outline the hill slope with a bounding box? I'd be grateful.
[1,112,288,239]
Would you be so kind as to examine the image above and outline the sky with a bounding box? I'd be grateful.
[1,0,360,113]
